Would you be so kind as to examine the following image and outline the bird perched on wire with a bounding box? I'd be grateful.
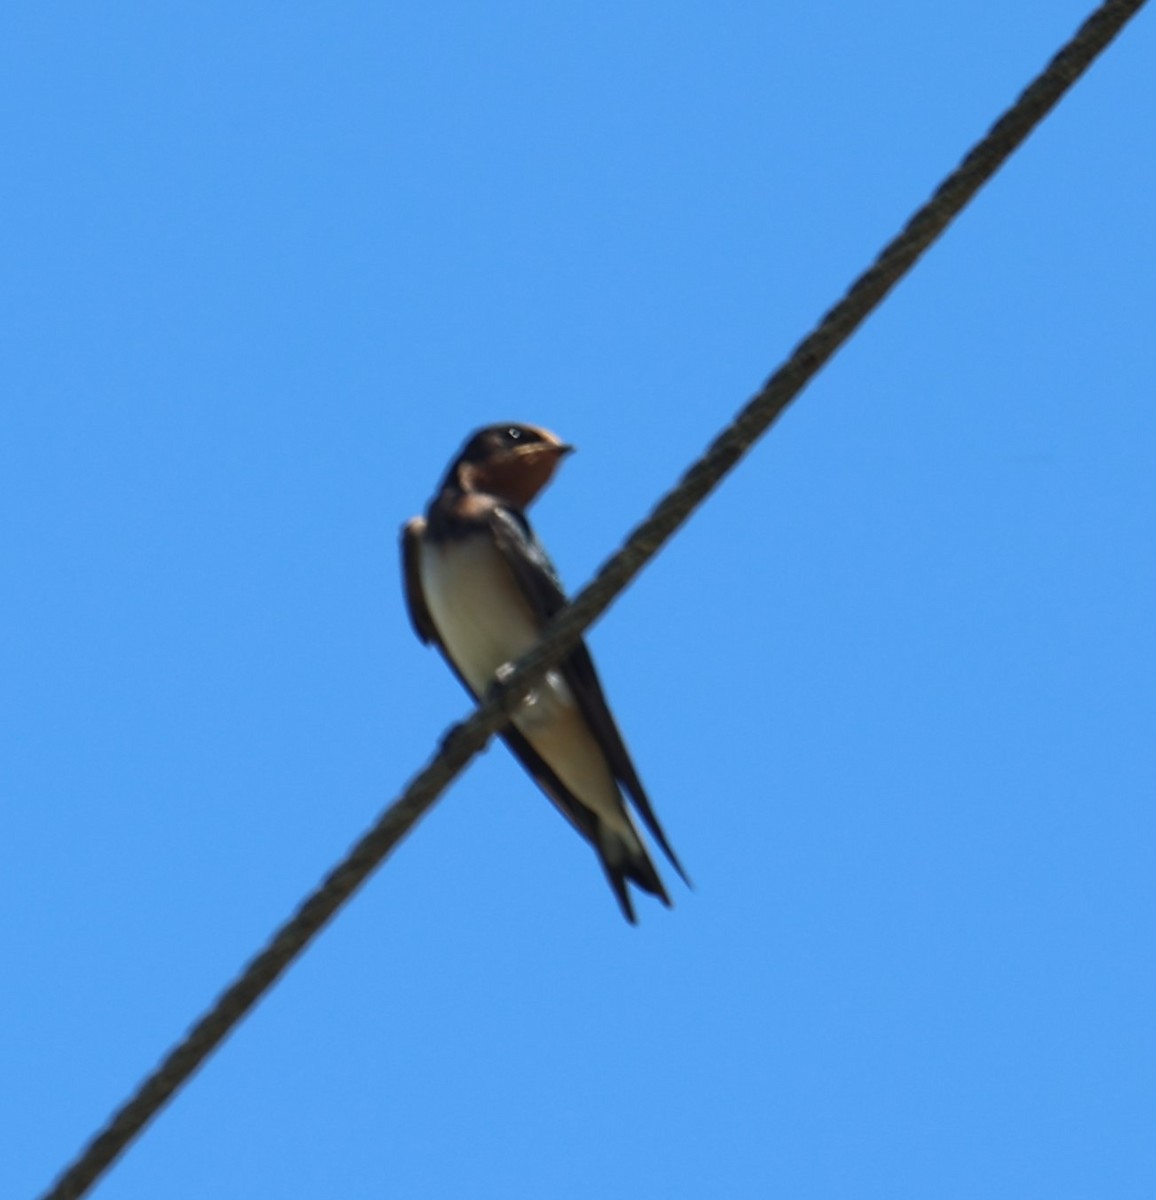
[401,422,689,923]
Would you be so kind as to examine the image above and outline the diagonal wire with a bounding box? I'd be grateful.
[38,2,1146,1197]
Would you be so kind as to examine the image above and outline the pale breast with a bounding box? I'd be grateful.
[419,534,544,697]
[420,533,629,831]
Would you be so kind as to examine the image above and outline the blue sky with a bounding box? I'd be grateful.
[4,4,1154,1198]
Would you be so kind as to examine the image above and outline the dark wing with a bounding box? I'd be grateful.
[488,507,690,887]
[401,517,439,645]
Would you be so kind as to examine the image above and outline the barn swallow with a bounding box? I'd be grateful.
[402,422,689,923]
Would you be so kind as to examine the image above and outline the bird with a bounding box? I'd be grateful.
[401,422,689,923]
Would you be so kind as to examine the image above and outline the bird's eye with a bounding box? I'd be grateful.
[506,427,522,441]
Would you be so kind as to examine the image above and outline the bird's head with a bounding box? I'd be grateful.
[446,423,574,509]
